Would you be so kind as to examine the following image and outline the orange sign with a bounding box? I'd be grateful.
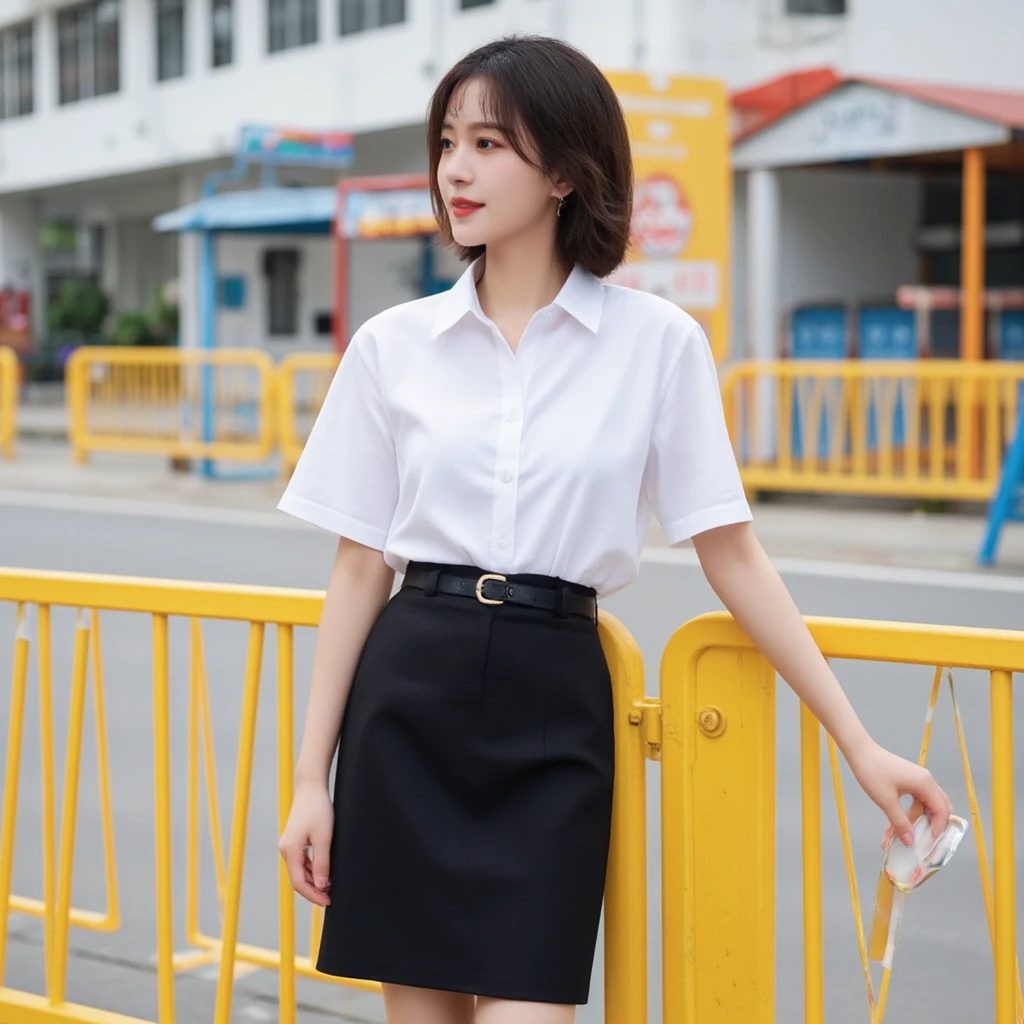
[603,72,732,362]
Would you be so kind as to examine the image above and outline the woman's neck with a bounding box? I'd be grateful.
[475,243,572,328]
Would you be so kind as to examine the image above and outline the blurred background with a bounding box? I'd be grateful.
[0,0,1018,370]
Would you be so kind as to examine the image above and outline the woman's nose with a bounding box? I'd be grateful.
[443,146,472,186]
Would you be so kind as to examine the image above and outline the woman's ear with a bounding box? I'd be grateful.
[550,174,574,201]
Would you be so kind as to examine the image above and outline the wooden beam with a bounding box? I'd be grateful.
[961,148,986,361]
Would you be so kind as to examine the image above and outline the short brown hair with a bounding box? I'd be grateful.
[426,35,634,279]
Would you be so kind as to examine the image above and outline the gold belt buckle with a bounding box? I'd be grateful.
[475,573,507,605]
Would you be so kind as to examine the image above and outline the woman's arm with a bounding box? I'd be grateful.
[279,536,395,905]
[295,536,395,785]
[692,521,952,847]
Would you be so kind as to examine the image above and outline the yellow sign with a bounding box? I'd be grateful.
[603,72,732,363]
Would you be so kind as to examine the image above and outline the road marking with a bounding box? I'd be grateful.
[0,488,312,532]
[1,487,1021,593]
[239,1006,276,1021]
[641,545,1024,593]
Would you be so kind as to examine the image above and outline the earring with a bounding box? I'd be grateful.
[557,196,566,218]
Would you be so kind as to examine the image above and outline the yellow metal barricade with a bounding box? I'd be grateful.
[722,360,1024,500]
[65,347,277,465]
[0,567,645,1024]
[0,346,16,459]
[276,352,339,476]
[648,612,1024,1023]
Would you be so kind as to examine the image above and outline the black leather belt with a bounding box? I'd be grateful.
[402,564,598,624]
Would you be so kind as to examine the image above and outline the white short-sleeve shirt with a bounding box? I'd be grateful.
[278,255,752,598]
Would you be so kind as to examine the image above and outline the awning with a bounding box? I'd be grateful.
[732,69,1024,170]
[152,187,338,234]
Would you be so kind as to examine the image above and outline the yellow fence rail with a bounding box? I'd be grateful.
[65,348,277,465]
[4,567,1022,1022]
[276,353,339,476]
[0,567,644,1024]
[654,611,1024,1023]
[0,346,16,459]
[722,360,1024,500]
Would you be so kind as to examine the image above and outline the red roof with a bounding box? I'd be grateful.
[732,67,1024,141]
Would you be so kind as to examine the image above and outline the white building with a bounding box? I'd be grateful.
[0,0,1021,359]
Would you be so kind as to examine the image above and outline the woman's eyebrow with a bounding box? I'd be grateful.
[441,120,505,132]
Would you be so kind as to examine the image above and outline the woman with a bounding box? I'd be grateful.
[277,34,951,1024]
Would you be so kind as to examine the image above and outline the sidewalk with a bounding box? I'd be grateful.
[17,402,67,438]
[2,438,1023,576]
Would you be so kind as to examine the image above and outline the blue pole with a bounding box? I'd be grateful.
[979,402,1024,566]
[200,229,216,479]
[195,158,249,481]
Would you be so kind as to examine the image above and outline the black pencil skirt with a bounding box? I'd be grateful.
[314,562,615,1005]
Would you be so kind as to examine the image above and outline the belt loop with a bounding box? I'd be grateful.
[558,585,571,618]
[423,569,441,597]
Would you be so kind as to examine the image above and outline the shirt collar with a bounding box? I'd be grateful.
[430,254,605,341]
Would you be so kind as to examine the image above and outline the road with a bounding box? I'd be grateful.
[1,496,1023,1023]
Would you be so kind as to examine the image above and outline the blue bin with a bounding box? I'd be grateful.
[930,308,961,358]
[789,307,848,461]
[858,306,917,451]
[998,310,1024,412]
[998,311,1024,361]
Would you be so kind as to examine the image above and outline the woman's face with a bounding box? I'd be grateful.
[438,77,567,251]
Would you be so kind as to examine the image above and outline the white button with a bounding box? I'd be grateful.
[498,536,508,549]
[506,409,518,422]
[502,470,513,483]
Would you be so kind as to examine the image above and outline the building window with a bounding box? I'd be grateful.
[0,21,34,119]
[156,0,185,81]
[211,0,233,66]
[460,0,496,7]
[264,249,300,335]
[786,0,846,13]
[339,0,406,35]
[268,0,317,52]
[57,0,120,105]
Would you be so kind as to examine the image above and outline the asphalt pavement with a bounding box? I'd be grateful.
[1,468,1023,1022]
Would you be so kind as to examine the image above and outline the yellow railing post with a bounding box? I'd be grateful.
[277,624,298,1024]
[0,604,30,982]
[152,613,176,1024]
[661,618,776,1023]
[991,669,1016,1024]
[38,604,57,995]
[600,613,648,1024]
[0,346,16,459]
[801,702,825,1024]
[52,610,92,1005]
[214,624,266,1024]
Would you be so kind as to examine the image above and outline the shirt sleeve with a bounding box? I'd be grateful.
[277,330,399,550]
[642,319,752,545]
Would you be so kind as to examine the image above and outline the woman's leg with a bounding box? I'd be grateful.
[474,997,575,1024]
[381,982,475,1024]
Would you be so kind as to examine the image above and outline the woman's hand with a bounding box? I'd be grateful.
[278,780,335,907]
[848,739,953,848]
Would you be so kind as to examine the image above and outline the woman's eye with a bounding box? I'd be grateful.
[440,138,453,150]
[478,139,497,150]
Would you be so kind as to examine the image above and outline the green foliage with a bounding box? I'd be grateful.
[915,498,952,514]
[44,277,180,348]
[45,278,110,337]
[108,284,180,347]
